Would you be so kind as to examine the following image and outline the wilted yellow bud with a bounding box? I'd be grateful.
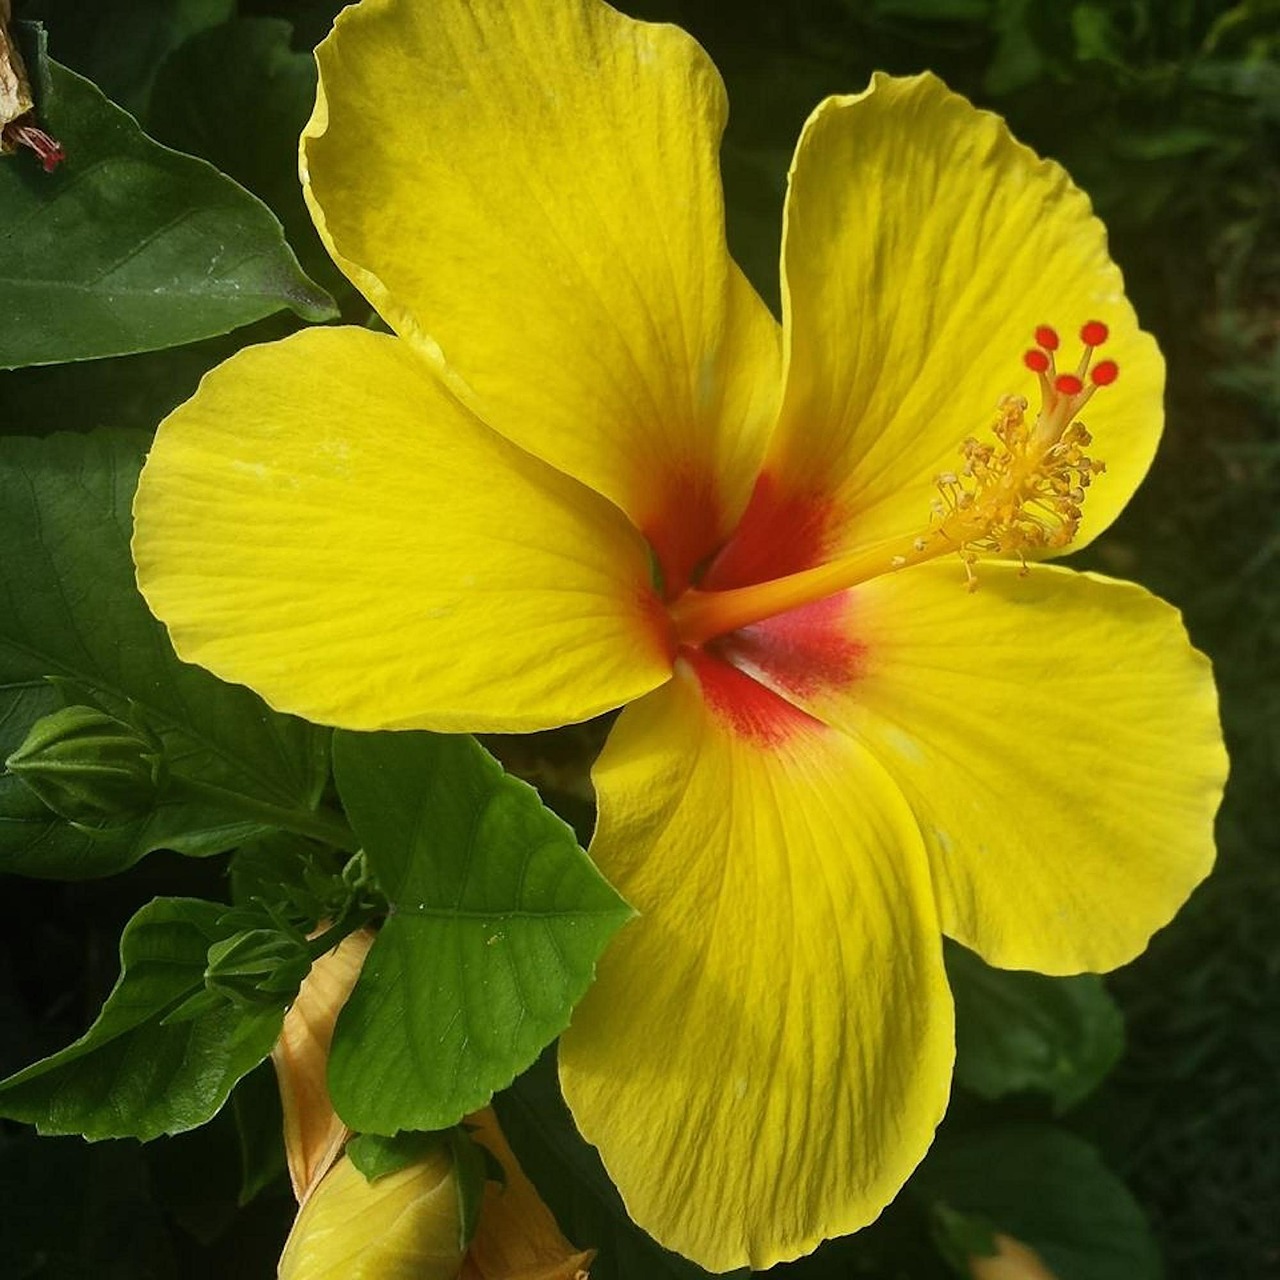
[969,1232,1060,1280]
[272,928,375,1203]
[462,1109,593,1280]
[278,1147,467,1280]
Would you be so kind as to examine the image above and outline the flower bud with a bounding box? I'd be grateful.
[277,1146,468,1280]
[5,705,165,827]
[205,927,312,1007]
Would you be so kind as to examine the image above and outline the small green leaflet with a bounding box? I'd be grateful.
[0,898,289,1140]
[327,730,634,1134]
[0,431,332,879]
[947,941,1125,1113]
[0,26,336,369]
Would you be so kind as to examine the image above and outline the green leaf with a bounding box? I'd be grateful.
[0,430,333,879]
[947,941,1125,1113]
[914,1125,1163,1280]
[347,1130,446,1184]
[0,897,288,1140]
[231,1060,288,1206]
[493,1049,736,1280]
[0,29,336,370]
[327,731,633,1135]
[26,0,234,116]
[147,17,348,300]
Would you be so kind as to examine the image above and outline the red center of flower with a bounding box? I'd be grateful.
[663,321,1120,739]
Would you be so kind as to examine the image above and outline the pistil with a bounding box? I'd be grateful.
[672,323,1118,646]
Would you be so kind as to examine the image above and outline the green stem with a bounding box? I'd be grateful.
[166,775,360,852]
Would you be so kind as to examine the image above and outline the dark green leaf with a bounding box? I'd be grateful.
[930,1203,999,1276]
[26,0,234,116]
[914,1125,1162,1280]
[346,1130,446,1184]
[947,941,1125,1113]
[0,897,287,1140]
[327,731,633,1134]
[493,1049,735,1280]
[449,1126,490,1252]
[147,17,348,299]
[0,31,336,370]
[0,431,332,879]
[232,1060,288,1206]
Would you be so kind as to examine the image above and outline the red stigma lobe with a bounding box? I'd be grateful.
[1090,359,1119,386]
[1054,373,1084,396]
[1034,325,1060,351]
[1024,349,1050,373]
[1080,320,1109,347]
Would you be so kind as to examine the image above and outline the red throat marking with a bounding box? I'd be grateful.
[682,648,822,748]
[642,467,724,600]
[713,594,864,702]
[700,471,839,591]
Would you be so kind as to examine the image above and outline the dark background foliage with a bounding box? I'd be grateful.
[1,0,1276,1276]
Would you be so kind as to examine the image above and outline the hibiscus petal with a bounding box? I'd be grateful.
[133,327,674,732]
[302,0,781,591]
[751,562,1226,973]
[559,654,953,1271]
[706,73,1162,589]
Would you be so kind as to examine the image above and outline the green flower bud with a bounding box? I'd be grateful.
[205,927,312,1007]
[4,705,165,828]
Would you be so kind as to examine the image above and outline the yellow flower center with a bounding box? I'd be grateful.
[672,322,1118,645]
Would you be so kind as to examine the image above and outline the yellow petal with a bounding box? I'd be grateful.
[278,1149,466,1280]
[559,654,953,1271]
[763,563,1226,973]
[706,73,1161,589]
[133,327,674,733]
[273,929,375,1204]
[461,1108,594,1280]
[302,0,780,592]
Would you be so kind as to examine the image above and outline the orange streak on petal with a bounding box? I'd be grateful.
[272,928,376,1204]
[462,1108,595,1280]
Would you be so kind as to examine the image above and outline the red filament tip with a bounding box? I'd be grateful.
[1080,320,1109,347]
[1024,349,1050,373]
[1091,359,1119,386]
[3,121,65,171]
[1034,325,1060,351]
[1054,373,1084,396]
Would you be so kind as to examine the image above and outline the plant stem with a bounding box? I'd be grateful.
[166,775,360,852]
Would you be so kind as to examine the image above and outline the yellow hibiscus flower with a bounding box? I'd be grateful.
[130,0,1227,1270]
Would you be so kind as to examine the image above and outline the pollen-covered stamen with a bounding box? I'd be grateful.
[921,323,1117,589]
[669,323,1121,644]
